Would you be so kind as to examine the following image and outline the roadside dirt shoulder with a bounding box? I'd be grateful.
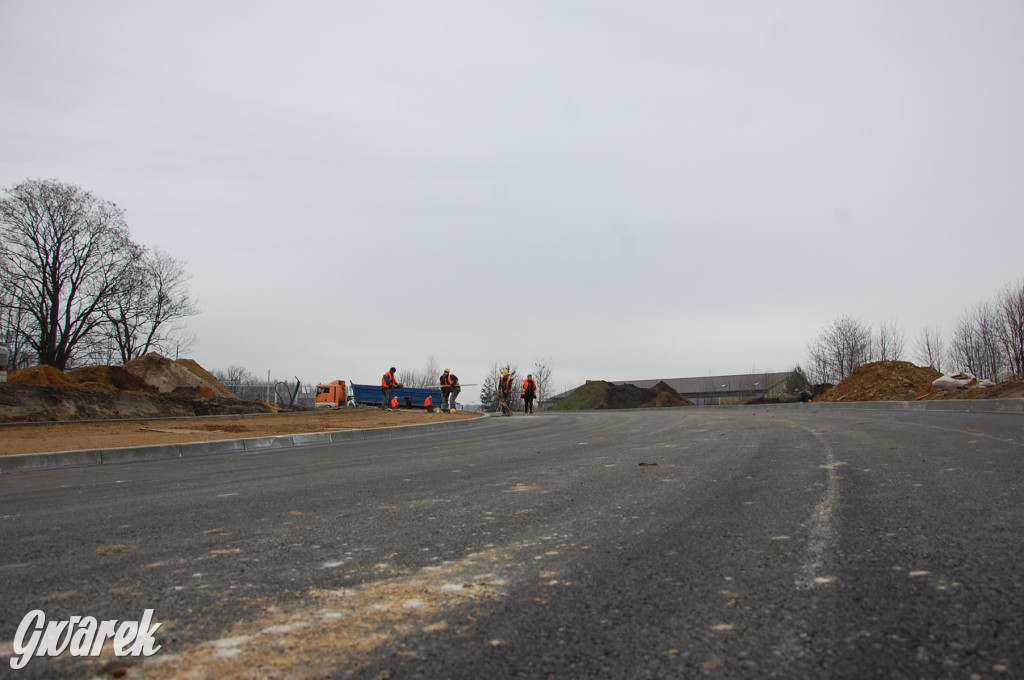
[0,408,483,456]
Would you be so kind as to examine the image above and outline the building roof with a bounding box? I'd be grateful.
[549,371,795,401]
[614,371,793,395]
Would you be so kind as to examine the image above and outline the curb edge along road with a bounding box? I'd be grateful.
[0,416,487,475]
[723,397,1024,414]
[1,399,1021,475]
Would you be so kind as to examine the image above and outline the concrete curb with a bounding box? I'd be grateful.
[723,398,1024,414]
[0,415,486,475]
[542,398,1024,415]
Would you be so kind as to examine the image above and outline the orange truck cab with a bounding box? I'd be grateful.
[314,380,348,407]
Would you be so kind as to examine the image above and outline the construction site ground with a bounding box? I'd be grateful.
[0,408,482,456]
[3,356,1021,458]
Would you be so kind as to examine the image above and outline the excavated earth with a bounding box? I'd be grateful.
[816,360,1024,402]
[551,380,694,410]
[0,355,480,456]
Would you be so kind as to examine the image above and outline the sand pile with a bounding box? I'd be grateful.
[68,366,152,391]
[645,381,693,408]
[8,365,76,386]
[551,380,694,410]
[8,356,232,397]
[2,355,255,422]
[175,358,235,398]
[123,353,237,398]
[817,361,942,402]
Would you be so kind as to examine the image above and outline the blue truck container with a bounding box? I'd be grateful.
[350,382,443,408]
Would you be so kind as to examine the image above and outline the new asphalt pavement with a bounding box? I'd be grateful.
[0,405,1021,678]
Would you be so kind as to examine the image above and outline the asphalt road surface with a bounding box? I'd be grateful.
[0,407,1021,679]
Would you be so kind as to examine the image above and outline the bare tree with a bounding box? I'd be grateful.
[914,327,946,372]
[874,319,906,361]
[0,179,137,369]
[424,354,441,387]
[949,304,1005,381]
[806,315,872,384]
[105,247,198,363]
[213,365,259,385]
[995,279,1024,379]
[532,357,553,407]
[0,273,32,369]
[398,354,442,389]
[164,326,198,360]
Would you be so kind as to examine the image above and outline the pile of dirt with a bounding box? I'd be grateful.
[68,366,153,391]
[124,353,237,398]
[174,358,235,398]
[1,355,252,422]
[0,383,271,423]
[816,361,942,402]
[8,365,77,386]
[645,381,694,408]
[551,380,694,411]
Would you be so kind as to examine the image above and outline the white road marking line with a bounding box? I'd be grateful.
[796,428,840,590]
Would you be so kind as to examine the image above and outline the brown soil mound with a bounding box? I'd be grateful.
[170,385,218,399]
[817,361,942,402]
[643,381,693,408]
[551,380,694,410]
[8,365,76,386]
[0,383,273,423]
[175,358,235,398]
[68,365,153,391]
[124,353,236,397]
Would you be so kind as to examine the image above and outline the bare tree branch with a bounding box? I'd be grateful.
[806,315,872,384]
[0,179,137,369]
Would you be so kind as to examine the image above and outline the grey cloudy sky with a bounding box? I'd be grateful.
[2,1,1022,397]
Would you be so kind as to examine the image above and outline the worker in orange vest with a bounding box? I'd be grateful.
[521,374,538,414]
[439,368,461,412]
[381,367,403,411]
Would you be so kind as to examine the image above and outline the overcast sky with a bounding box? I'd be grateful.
[2,1,1022,398]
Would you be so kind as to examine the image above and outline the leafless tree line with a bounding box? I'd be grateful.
[0,179,198,371]
[398,354,441,389]
[807,279,1024,384]
[948,281,1024,381]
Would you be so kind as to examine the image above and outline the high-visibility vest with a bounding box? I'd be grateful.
[390,396,399,408]
[522,378,536,396]
[424,396,433,408]
[382,372,394,388]
[440,373,452,386]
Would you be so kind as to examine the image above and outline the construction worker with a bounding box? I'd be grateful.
[439,368,461,412]
[439,368,452,411]
[522,373,538,414]
[498,369,514,416]
[381,367,403,411]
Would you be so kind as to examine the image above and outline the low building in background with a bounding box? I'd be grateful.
[549,370,806,407]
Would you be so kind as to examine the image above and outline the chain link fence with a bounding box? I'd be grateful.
[223,381,318,408]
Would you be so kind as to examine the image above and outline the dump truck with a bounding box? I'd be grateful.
[314,380,348,407]
[315,380,445,409]
[350,382,442,408]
